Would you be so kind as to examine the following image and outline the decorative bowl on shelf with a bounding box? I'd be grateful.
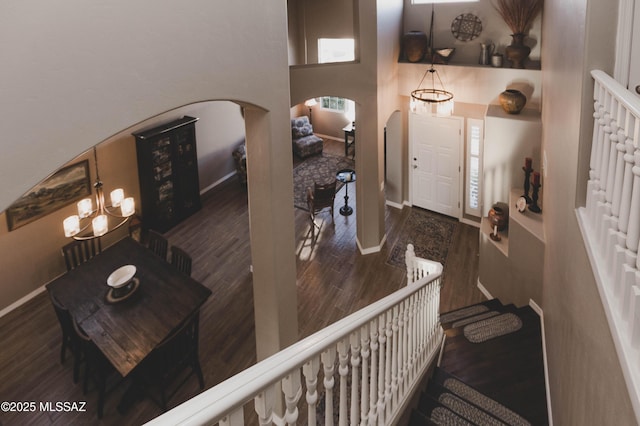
[107,265,137,288]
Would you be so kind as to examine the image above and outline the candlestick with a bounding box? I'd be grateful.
[525,157,532,170]
[522,167,533,203]
[529,180,542,213]
[490,223,501,241]
[532,171,541,186]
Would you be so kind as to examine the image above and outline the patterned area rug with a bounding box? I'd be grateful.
[293,154,354,210]
[386,208,458,269]
[463,313,523,343]
[439,305,489,325]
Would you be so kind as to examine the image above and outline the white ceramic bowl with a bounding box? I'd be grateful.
[107,265,136,288]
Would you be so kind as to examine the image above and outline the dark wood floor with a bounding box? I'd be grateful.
[0,140,483,425]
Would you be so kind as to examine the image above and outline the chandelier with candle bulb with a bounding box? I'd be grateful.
[63,146,135,240]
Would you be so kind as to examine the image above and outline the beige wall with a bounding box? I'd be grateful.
[0,1,298,359]
[402,0,542,66]
[542,0,636,423]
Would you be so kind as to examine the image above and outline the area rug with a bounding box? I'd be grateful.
[386,208,458,269]
[437,393,506,426]
[293,154,354,210]
[463,313,523,343]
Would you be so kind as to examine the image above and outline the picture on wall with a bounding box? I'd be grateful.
[5,160,91,231]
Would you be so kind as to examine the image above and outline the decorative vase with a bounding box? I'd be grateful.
[403,31,428,63]
[505,33,531,69]
[488,204,508,231]
[499,89,527,114]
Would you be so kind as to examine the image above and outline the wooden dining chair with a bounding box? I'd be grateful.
[170,245,192,277]
[72,319,120,419]
[49,292,82,384]
[61,239,102,272]
[307,180,337,235]
[147,230,169,261]
[130,310,204,411]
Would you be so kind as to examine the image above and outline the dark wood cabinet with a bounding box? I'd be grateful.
[134,116,201,233]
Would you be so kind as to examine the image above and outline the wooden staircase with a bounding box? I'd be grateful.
[408,299,548,425]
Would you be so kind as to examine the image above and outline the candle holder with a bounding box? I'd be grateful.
[489,224,501,241]
[529,182,542,213]
[522,166,533,203]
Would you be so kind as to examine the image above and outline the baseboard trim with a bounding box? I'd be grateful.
[476,279,493,300]
[0,284,47,319]
[460,217,481,228]
[529,299,553,426]
[200,171,237,195]
[357,233,387,255]
[385,199,404,210]
[314,132,343,143]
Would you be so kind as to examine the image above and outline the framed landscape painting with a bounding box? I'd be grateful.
[5,160,91,231]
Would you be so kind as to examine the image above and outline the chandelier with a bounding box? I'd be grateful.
[63,146,135,240]
[409,3,454,117]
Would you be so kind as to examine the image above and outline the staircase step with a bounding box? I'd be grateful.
[412,393,476,426]
[418,389,507,426]
[430,368,532,426]
[439,299,505,327]
[444,304,520,335]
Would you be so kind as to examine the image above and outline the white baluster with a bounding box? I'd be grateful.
[350,331,361,426]
[599,103,613,191]
[368,318,378,423]
[625,150,640,252]
[405,244,416,284]
[621,265,637,317]
[391,305,399,408]
[376,314,387,424]
[303,357,320,426]
[337,338,349,426]
[612,115,629,216]
[384,311,393,418]
[322,348,337,426]
[255,387,276,426]
[359,324,370,426]
[282,371,302,425]
[617,138,636,234]
[606,110,620,202]
[397,300,407,397]
[220,408,244,426]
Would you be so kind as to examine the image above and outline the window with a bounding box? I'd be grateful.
[465,119,483,217]
[318,38,354,64]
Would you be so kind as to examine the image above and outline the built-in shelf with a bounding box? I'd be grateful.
[480,216,509,257]
[509,188,544,243]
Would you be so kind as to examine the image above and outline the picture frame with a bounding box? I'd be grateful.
[5,160,91,231]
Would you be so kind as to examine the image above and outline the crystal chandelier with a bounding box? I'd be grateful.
[63,146,135,240]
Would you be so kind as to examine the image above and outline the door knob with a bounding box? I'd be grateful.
[413,165,418,169]
[636,85,640,95]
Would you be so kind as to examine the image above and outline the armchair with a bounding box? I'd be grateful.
[292,116,323,158]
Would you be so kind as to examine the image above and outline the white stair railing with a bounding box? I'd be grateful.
[146,245,443,426]
[578,69,640,420]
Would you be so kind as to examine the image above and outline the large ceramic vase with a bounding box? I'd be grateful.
[403,31,428,63]
[505,33,531,69]
[499,89,527,114]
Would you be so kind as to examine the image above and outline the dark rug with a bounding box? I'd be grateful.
[386,208,458,269]
[293,154,354,210]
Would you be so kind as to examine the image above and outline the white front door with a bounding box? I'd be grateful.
[409,113,462,218]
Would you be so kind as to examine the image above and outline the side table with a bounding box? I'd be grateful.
[336,168,356,216]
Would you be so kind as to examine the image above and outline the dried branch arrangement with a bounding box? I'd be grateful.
[492,0,543,35]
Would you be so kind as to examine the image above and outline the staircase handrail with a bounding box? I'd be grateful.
[147,247,444,425]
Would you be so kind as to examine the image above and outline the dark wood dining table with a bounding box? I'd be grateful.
[46,237,212,378]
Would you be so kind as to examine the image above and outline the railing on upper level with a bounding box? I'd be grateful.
[146,244,443,425]
[578,69,640,420]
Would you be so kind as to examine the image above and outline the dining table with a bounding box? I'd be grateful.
[46,237,212,378]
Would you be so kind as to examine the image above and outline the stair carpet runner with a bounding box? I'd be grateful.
[410,299,534,426]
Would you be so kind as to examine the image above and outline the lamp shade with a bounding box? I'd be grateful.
[63,215,80,237]
[304,98,318,107]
